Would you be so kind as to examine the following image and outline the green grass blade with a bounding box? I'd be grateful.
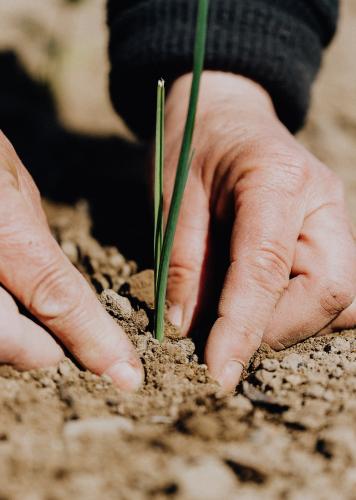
[155,0,209,342]
[154,79,165,295]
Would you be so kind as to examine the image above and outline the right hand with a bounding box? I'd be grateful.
[0,131,143,391]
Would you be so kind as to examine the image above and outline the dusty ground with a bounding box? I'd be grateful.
[0,1,355,499]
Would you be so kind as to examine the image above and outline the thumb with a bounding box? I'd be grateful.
[165,173,209,335]
[0,134,143,391]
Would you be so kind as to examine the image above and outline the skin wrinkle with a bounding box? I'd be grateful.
[0,133,142,389]
[163,71,356,392]
[1,54,356,393]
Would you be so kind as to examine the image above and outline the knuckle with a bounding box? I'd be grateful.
[237,324,263,351]
[216,316,263,352]
[263,148,309,195]
[247,244,290,295]
[28,261,83,323]
[263,331,288,351]
[168,261,199,287]
[319,278,355,317]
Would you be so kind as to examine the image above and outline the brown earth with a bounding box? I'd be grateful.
[0,1,356,499]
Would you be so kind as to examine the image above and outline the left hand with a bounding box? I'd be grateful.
[161,71,356,392]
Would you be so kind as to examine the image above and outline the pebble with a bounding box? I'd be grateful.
[229,394,254,414]
[100,289,133,320]
[58,361,72,377]
[60,241,78,264]
[173,457,237,500]
[255,369,276,386]
[281,353,304,371]
[150,416,173,424]
[40,377,56,389]
[323,389,335,402]
[107,252,125,269]
[329,366,343,379]
[63,416,133,439]
[304,384,325,399]
[284,374,303,387]
[133,309,149,330]
[136,336,148,354]
[121,263,132,278]
[325,338,351,354]
[91,273,110,292]
[22,372,31,382]
[100,374,112,384]
[310,351,326,361]
[261,358,280,372]
[318,426,356,461]
[127,260,138,274]
[179,339,196,357]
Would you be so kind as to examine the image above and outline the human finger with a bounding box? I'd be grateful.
[264,205,356,348]
[0,286,64,369]
[206,172,303,391]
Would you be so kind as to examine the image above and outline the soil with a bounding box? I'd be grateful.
[0,201,354,500]
[0,1,356,499]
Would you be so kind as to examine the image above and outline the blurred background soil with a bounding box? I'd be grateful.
[0,1,355,499]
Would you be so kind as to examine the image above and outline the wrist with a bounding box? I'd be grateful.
[167,71,275,125]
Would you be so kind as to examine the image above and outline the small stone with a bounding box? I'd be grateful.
[173,457,237,500]
[136,336,148,354]
[325,338,351,354]
[304,383,325,399]
[166,343,182,357]
[281,353,304,371]
[185,367,195,380]
[91,273,110,293]
[58,361,72,377]
[311,351,326,361]
[150,416,173,424]
[61,241,78,264]
[107,252,125,269]
[323,389,335,402]
[255,369,276,386]
[284,374,303,387]
[100,374,112,384]
[63,417,133,439]
[179,339,196,357]
[329,366,343,379]
[89,258,100,272]
[229,394,254,414]
[121,263,132,278]
[133,309,149,330]
[261,358,280,372]
[100,290,133,320]
[127,260,138,274]
[40,377,56,389]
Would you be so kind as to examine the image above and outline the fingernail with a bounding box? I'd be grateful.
[105,361,143,392]
[217,360,244,393]
[168,304,183,328]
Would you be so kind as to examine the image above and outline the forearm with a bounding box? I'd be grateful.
[107,0,339,139]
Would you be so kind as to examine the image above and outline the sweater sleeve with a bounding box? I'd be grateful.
[107,0,339,140]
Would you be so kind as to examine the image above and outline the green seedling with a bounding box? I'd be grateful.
[154,79,165,297]
[154,0,209,342]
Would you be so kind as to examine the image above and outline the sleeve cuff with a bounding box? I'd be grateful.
[108,0,333,139]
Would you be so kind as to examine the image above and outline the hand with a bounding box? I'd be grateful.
[163,72,356,391]
[0,131,143,391]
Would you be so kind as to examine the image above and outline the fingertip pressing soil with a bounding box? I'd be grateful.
[0,201,355,500]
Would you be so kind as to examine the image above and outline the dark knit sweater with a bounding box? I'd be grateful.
[107,0,339,140]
